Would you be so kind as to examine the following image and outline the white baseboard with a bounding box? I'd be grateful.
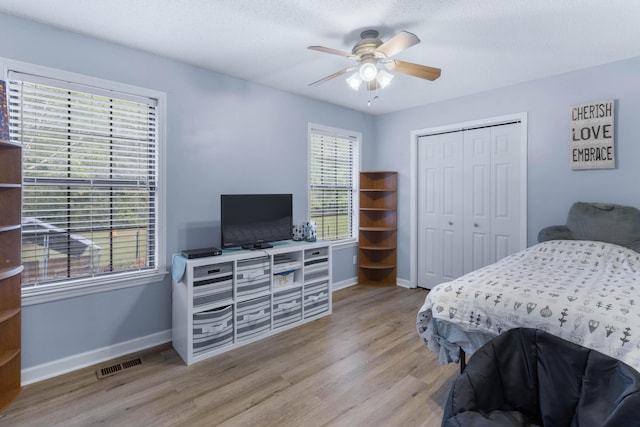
[396,278,412,288]
[333,277,414,290]
[21,329,172,386]
[332,277,357,291]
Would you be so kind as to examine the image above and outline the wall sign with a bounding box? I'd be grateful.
[570,99,615,170]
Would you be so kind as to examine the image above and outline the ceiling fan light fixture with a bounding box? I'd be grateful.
[346,72,363,90]
[307,29,441,105]
[376,69,394,88]
[358,59,378,82]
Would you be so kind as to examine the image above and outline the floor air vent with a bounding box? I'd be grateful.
[96,357,143,379]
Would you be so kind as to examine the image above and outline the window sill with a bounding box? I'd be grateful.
[330,239,358,251]
[21,270,169,306]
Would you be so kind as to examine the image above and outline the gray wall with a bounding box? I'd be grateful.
[3,10,639,372]
[375,56,640,282]
[0,13,372,369]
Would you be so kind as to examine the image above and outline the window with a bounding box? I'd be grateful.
[6,64,165,301]
[308,124,360,243]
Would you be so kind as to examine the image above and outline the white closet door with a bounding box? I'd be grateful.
[463,128,491,274]
[417,121,523,289]
[489,122,522,261]
[417,132,464,288]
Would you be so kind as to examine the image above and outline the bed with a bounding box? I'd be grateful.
[416,202,640,371]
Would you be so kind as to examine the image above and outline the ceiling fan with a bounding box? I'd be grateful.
[307,29,441,91]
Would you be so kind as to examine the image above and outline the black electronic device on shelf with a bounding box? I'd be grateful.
[181,247,222,259]
[220,193,293,250]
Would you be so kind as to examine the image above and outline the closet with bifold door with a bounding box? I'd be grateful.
[417,121,525,289]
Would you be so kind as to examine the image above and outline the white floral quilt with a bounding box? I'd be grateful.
[417,240,640,371]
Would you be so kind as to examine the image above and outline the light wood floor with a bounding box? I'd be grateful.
[0,286,459,427]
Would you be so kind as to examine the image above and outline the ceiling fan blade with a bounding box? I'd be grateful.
[385,60,441,81]
[308,67,355,86]
[308,45,357,59]
[375,30,420,58]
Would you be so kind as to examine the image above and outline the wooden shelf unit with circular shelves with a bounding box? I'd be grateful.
[358,171,397,286]
[0,138,22,412]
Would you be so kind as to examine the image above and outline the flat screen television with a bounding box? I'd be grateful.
[220,193,293,249]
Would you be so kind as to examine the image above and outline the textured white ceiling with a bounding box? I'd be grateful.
[0,0,638,114]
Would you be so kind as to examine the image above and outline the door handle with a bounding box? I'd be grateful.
[448,221,453,226]
[474,223,478,227]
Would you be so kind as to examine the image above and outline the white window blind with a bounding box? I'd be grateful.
[309,127,359,242]
[7,71,160,289]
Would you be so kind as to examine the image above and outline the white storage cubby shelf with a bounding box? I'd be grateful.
[172,240,332,365]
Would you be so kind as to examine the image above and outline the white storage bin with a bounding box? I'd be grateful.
[236,295,271,341]
[192,262,234,308]
[236,257,270,297]
[193,262,233,279]
[304,247,329,281]
[192,305,234,355]
[193,282,232,308]
[304,259,329,282]
[273,288,302,328]
[304,246,328,261]
[304,280,330,318]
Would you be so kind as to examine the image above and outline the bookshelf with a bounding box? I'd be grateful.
[0,138,22,412]
[358,171,397,286]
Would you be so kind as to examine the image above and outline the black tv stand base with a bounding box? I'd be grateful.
[242,243,273,250]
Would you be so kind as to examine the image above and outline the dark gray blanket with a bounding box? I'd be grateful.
[442,328,640,427]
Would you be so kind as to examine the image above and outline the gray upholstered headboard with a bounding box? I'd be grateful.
[538,202,640,253]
